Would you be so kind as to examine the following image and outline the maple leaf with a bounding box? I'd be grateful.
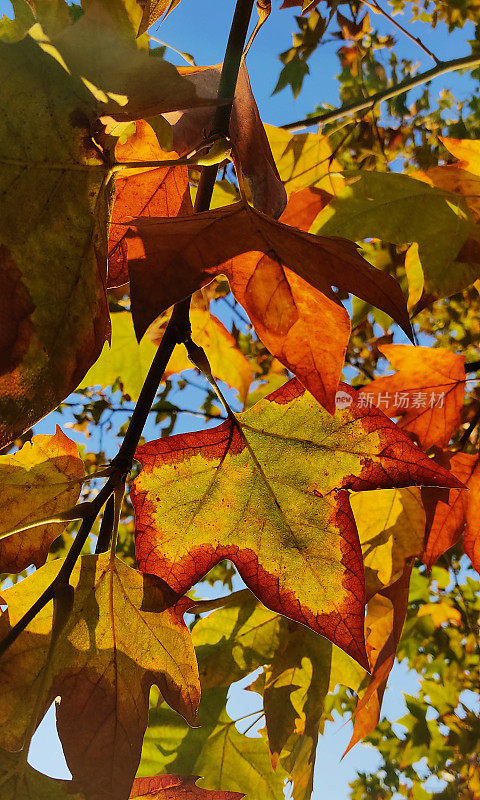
[261,619,331,799]
[127,198,411,413]
[358,345,466,449]
[139,597,287,800]
[0,554,199,800]
[0,30,112,447]
[314,170,477,299]
[132,378,460,667]
[130,774,244,799]
[83,309,252,404]
[422,450,480,571]
[108,119,192,288]
[345,564,412,753]
[164,62,287,218]
[0,428,84,574]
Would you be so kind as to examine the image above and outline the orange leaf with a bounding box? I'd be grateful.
[132,379,460,668]
[130,774,244,799]
[422,450,480,571]
[127,199,411,413]
[344,564,412,754]
[358,345,465,449]
[108,120,192,287]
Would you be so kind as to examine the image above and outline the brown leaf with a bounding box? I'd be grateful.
[136,0,182,36]
[130,774,244,799]
[164,61,287,218]
[127,199,411,412]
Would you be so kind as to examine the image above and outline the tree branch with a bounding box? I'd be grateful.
[0,0,257,659]
[282,53,480,131]
[361,0,440,64]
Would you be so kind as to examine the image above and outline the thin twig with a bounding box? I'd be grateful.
[361,0,440,63]
[282,53,480,130]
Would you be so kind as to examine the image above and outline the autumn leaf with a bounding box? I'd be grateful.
[0,428,84,574]
[139,597,288,800]
[136,0,182,36]
[352,487,425,599]
[358,345,466,449]
[262,619,331,799]
[422,450,480,571]
[345,564,412,753]
[132,378,460,667]
[264,124,345,196]
[164,62,287,218]
[51,2,210,121]
[83,309,252,403]
[314,170,477,299]
[417,601,461,627]
[0,29,112,447]
[0,554,200,800]
[0,748,84,800]
[127,198,411,412]
[108,119,192,288]
[130,774,244,799]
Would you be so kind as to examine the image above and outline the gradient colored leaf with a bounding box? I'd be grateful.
[358,345,465,449]
[0,29,112,447]
[108,119,192,288]
[422,450,479,570]
[0,554,199,800]
[83,309,252,403]
[164,62,287,218]
[127,198,411,412]
[133,378,460,667]
[130,775,244,799]
[314,171,476,298]
[345,564,412,753]
[352,487,425,599]
[0,427,84,574]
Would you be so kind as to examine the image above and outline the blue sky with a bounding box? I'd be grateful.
[1,0,478,796]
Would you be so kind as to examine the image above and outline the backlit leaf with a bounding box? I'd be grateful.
[132,378,460,667]
[345,564,412,753]
[108,119,192,288]
[422,450,480,570]
[0,29,112,447]
[136,0,182,36]
[165,62,287,218]
[129,774,244,799]
[127,198,411,413]
[352,487,425,599]
[314,171,476,298]
[358,345,465,449]
[264,124,345,196]
[0,427,84,574]
[0,554,199,800]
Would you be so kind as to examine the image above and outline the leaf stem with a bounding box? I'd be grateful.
[282,53,480,130]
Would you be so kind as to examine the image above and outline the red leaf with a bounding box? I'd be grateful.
[130,774,244,799]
